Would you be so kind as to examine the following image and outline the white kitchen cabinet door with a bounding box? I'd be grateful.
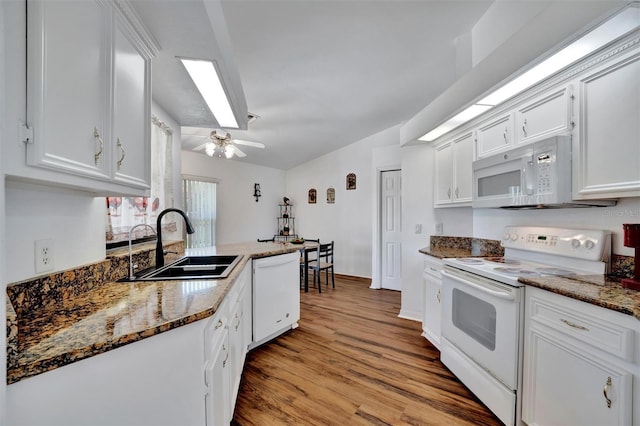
[26,0,111,182]
[434,131,473,207]
[515,85,573,145]
[475,112,514,158]
[111,11,152,189]
[205,325,231,426]
[572,46,640,199]
[25,0,156,195]
[522,287,637,426]
[422,256,442,349]
[434,141,453,205]
[252,252,300,345]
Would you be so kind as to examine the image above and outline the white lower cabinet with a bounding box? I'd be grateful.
[204,309,231,426]
[422,255,442,349]
[522,286,639,426]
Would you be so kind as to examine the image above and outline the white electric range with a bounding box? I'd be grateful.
[440,226,611,426]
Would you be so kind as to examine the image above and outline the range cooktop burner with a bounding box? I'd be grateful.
[457,258,485,264]
[494,267,539,276]
[485,257,520,265]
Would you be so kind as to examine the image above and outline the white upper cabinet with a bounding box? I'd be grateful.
[572,43,640,199]
[26,0,157,195]
[434,131,473,207]
[475,112,514,158]
[514,85,574,145]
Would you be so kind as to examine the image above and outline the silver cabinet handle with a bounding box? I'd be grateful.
[560,318,589,331]
[436,289,441,303]
[522,119,527,137]
[222,344,229,367]
[503,127,508,142]
[603,376,612,408]
[215,319,223,330]
[93,127,104,165]
[455,187,459,199]
[447,188,451,199]
[116,137,126,170]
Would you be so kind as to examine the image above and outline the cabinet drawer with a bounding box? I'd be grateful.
[423,256,442,278]
[527,289,634,362]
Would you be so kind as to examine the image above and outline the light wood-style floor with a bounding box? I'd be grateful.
[232,275,502,426]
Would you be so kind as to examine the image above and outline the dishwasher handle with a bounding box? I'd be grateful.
[441,269,515,301]
[253,252,299,269]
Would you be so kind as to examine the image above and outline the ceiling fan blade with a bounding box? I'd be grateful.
[193,143,207,151]
[231,145,247,157]
[232,139,265,149]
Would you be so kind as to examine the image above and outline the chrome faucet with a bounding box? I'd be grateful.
[155,208,195,269]
[128,224,157,280]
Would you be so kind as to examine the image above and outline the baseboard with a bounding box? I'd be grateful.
[335,273,372,285]
[398,309,421,322]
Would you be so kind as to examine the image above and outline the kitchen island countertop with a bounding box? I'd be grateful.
[6,241,299,384]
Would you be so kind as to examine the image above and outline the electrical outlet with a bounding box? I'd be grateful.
[35,239,54,274]
[435,223,444,235]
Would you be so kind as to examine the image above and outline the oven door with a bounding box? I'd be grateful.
[441,266,521,389]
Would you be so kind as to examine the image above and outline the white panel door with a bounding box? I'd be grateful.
[381,170,401,291]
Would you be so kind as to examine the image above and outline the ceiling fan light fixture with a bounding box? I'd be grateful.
[204,141,216,157]
[179,58,239,129]
[224,145,234,159]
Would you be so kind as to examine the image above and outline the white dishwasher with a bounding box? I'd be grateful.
[251,252,300,346]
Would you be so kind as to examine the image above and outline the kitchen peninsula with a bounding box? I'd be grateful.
[6,241,301,425]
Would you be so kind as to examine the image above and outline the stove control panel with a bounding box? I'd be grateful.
[502,226,611,261]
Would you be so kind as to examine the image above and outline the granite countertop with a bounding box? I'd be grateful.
[419,235,504,259]
[519,274,640,320]
[6,241,300,384]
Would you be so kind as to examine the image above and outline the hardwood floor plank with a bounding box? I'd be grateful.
[232,278,502,426]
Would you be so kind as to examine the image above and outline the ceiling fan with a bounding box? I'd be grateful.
[192,129,265,159]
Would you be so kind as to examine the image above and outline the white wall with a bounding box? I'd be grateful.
[181,150,286,244]
[399,144,434,321]
[473,198,640,256]
[286,125,399,278]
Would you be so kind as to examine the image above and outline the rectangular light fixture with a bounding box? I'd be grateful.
[419,4,640,143]
[179,58,239,129]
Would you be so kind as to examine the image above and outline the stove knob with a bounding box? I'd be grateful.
[503,233,511,241]
[585,240,595,250]
[510,233,518,241]
[571,238,581,248]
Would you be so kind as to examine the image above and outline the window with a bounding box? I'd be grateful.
[183,175,217,250]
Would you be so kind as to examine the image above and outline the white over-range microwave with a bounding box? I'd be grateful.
[472,135,616,209]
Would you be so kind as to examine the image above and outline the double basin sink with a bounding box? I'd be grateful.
[127,254,243,281]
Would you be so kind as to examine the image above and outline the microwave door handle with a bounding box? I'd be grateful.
[522,155,535,195]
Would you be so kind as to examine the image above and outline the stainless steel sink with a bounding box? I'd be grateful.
[126,254,243,281]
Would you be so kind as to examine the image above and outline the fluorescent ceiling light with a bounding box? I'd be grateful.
[419,104,492,141]
[180,58,239,129]
[420,4,640,142]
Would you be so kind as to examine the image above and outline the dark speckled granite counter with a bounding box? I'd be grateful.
[6,241,299,384]
[519,274,640,320]
[419,235,504,259]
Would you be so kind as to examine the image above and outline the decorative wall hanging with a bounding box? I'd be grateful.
[346,173,356,190]
[308,188,317,204]
[327,187,335,204]
[253,183,261,202]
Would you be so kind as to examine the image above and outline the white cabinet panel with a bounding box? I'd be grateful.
[573,47,640,199]
[434,131,473,207]
[475,113,513,158]
[522,287,637,426]
[422,256,442,349]
[25,0,155,195]
[515,85,573,145]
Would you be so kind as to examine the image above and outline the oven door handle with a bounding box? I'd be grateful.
[442,270,515,301]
